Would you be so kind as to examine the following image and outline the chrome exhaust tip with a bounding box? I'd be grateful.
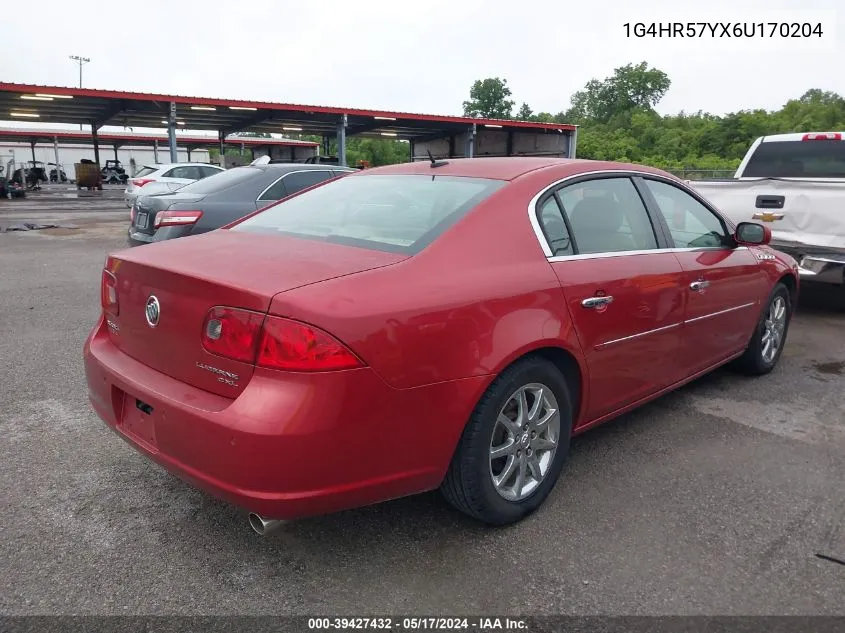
[248,512,285,536]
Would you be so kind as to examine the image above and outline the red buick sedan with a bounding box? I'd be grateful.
[83,157,799,533]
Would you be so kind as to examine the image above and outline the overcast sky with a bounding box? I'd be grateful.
[0,0,841,124]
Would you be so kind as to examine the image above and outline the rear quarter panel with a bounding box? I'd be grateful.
[268,174,586,393]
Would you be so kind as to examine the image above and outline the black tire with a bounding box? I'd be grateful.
[440,356,573,525]
[734,282,792,375]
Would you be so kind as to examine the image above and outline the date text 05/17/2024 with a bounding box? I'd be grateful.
[623,22,824,38]
[307,617,528,630]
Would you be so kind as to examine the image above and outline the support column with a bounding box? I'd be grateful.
[153,140,159,164]
[167,101,178,163]
[218,130,225,166]
[448,135,455,158]
[91,124,101,167]
[336,114,347,167]
[186,147,192,161]
[53,136,60,183]
[506,131,514,157]
[30,141,36,163]
[290,146,295,161]
[465,124,476,158]
[113,145,119,160]
[567,129,578,158]
[408,139,415,163]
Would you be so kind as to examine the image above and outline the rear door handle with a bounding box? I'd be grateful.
[690,280,710,292]
[581,296,614,309]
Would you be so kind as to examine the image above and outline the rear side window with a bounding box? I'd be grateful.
[283,170,335,195]
[537,197,574,256]
[551,177,658,255]
[164,165,202,179]
[233,174,506,254]
[177,167,262,194]
[743,139,845,178]
[200,166,223,178]
[134,166,157,178]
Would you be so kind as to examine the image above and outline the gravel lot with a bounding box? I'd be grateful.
[1,188,843,616]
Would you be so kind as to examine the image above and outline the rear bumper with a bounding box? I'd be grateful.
[83,316,486,519]
[770,242,845,285]
[127,225,194,247]
[796,255,845,285]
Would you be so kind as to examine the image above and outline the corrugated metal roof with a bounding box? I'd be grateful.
[0,82,576,134]
[0,128,318,147]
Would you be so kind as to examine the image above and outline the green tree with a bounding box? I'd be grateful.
[462,78,515,119]
[516,103,533,120]
[568,62,671,123]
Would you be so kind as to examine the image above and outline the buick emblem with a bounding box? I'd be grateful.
[145,295,161,328]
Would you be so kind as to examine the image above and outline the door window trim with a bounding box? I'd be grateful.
[528,169,742,261]
[255,169,336,202]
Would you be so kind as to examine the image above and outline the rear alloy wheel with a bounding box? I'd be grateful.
[489,383,561,502]
[441,357,573,525]
[735,282,792,375]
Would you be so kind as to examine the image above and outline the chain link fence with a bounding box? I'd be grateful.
[664,169,736,180]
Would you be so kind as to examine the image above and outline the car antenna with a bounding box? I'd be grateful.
[427,150,448,168]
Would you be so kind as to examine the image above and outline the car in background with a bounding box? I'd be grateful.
[86,157,798,533]
[128,163,354,246]
[124,163,225,208]
[687,132,845,299]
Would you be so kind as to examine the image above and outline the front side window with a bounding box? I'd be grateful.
[553,177,658,254]
[644,179,730,248]
[233,174,505,254]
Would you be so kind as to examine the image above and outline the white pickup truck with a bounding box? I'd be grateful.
[687,132,845,294]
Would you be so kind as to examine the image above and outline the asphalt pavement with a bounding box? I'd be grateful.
[1,190,843,616]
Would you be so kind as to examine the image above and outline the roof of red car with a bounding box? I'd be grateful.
[361,157,670,181]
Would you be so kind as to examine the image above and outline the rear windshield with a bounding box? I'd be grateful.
[134,166,157,178]
[743,139,845,178]
[177,166,262,194]
[231,174,505,254]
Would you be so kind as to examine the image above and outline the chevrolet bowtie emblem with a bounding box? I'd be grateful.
[752,212,784,222]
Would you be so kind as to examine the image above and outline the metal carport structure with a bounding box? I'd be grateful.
[0,128,318,167]
[0,83,577,167]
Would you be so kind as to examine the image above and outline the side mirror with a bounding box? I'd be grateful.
[735,221,771,246]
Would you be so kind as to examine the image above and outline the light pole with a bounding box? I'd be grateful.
[68,55,90,131]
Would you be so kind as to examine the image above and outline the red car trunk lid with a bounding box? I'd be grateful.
[105,230,406,397]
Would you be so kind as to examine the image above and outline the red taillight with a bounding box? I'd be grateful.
[201,307,264,363]
[101,269,118,316]
[154,210,203,228]
[200,307,363,372]
[132,178,154,187]
[258,316,363,372]
[802,133,842,141]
